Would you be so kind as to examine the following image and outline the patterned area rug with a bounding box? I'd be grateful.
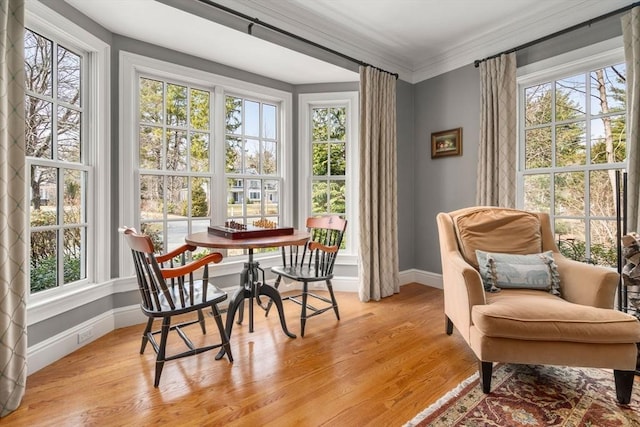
[404,364,640,426]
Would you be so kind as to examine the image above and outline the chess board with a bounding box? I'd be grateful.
[207,224,294,240]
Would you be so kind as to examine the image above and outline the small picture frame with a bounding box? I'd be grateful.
[431,128,462,158]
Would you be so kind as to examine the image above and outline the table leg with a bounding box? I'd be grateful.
[259,282,297,339]
[216,285,245,360]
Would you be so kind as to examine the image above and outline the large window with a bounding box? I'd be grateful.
[25,28,88,294]
[518,52,626,267]
[299,92,358,256]
[137,76,213,254]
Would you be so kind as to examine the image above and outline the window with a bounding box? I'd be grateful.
[299,92,358,256]
[25,28,88,294]
[137,76,213,254]
[225,95,282,227]
[518,50,626,267]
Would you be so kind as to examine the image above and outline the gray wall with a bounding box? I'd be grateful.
[413,65,480,274]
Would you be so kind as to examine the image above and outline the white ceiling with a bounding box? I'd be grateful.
[64,0,633,84]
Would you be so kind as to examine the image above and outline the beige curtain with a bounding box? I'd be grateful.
[358,66,399,302]
[623,7,640,233]
[476,53,517,207]
[0,0,26,417]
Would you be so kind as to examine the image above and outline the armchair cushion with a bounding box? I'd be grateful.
[452,207,542,268]
[476,250,560,295]
[472,289,640,344]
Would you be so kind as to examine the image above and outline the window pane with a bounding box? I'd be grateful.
[140,175,164,220]
[24,30,53,96]
[141,222,163,251]
[63,169,83,224]
[190,132,209,172]
[555,74,585,120]
[63,227,85,283]
[139,78,163,124]
[312,181,328,214]
[554,171,584,216]
[31,166,57,221]
[328,181,346,214]
[525,126,551,169]
[525,83,551,126]
[139,126,163,169]
[57,45,81,106]
[589,170,617,217]
[30,230,58,293]
[166,176,187,218]
[329,143,346,175]
[190,88,209,130]
[590,115,626,164]
[226,136,242,173]
[245,138,259,173]
[167,220,188,254]
[245,100,259,137]
[227,178,244,218]
[555,218,586,262]
[590,219,617,267]
[166,83,187,126]
[312,108,329,141]
[190,177,210,217]
[263,103,276,139]
[329,107,346,141]
[555,122,585,167]
[312,142,328,175]
[523,174,550,213]
[262,141,277,174]
[166,130,187,171]
[264,180,279,215]
[57,106,81,162]
[25,96,52,159]
[226,96,242,135]
[590,64,626,115]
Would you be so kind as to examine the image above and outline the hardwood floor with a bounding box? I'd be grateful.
[4,284,478,426]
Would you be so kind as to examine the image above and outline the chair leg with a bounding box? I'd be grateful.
[140,318,153,354]
[264,275,282,317]
[300,282,309,338]
[445,316,453,335]
[154,316,171,387]
[478,361,493,393]
[326,279,340,320]
[614,370,635,404]
[211,303,233,363]
[197,309,206,334]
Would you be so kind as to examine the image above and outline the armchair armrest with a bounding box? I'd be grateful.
[156,244,197,264]
[161,252,223,279]
[554,255,619,309]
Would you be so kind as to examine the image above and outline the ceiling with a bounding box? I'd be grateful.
[64,0,633,84]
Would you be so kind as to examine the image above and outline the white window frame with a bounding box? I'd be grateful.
[298,92,359,264]
[26,2,110,323]
[516,37,625,261]
[119,52,292,278]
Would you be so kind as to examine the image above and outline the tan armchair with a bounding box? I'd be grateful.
[436,206,640,404]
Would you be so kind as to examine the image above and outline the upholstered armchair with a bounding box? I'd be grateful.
[436,206,640,404]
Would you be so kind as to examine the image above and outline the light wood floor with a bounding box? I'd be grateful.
[4,284,478,426]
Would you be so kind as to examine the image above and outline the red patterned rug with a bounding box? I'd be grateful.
[404,364,640,426]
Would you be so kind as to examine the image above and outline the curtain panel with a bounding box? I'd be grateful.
[476,53,517,208]
[0,0,26,417]
[623,6,640,233]
[358,66,400,302]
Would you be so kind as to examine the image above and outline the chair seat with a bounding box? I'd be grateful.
[271,265,332,282]
[472,289,640,344]
[148,280,226,314]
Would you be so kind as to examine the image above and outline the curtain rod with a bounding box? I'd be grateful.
[195,0,399,79]
[474,1,640,67]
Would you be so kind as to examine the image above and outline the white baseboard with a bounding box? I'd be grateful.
[27,269,441,374]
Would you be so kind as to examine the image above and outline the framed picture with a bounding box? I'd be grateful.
[431,128,462,158]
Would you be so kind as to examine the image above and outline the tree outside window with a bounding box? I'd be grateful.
[521,62,626,267]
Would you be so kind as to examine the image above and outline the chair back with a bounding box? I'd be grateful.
[120,227,210,313]
[281,215,347,278]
